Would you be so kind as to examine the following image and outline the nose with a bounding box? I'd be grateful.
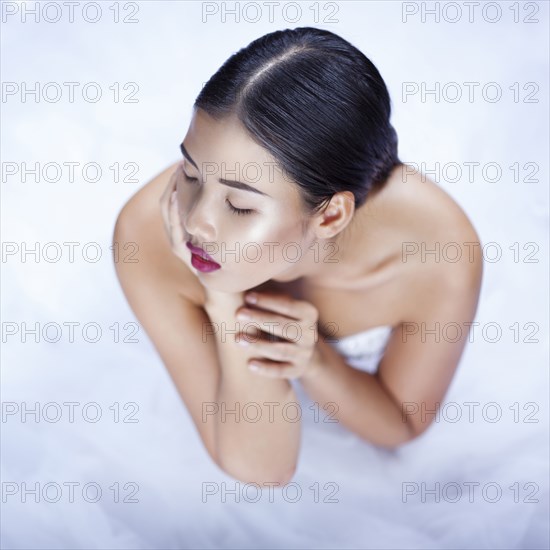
[182,191,216,243]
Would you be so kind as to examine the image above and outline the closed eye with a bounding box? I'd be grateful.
[225,200,254,216]
[182,171,254,216]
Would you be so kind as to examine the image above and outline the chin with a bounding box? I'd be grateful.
[271,272,300,283]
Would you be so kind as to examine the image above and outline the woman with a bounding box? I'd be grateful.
[113,27,483,486]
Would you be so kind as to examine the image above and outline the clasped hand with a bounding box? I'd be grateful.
[234,291,322,380]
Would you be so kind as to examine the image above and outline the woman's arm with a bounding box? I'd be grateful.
[299,246,483,449]
[203,293,301,485]
[300,337,416,449]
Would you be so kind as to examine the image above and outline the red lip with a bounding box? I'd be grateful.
[190,254,221,273]
[185,241,220,267]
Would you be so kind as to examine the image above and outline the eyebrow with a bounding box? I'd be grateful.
[180,142,271,198]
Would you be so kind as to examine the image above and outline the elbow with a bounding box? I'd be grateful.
[371,419,426,451]
[392,419,430,449]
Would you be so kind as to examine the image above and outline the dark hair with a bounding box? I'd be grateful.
[194,26,401,215]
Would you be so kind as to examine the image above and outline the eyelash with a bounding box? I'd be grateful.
[226,201,254,216]
[182,172,253,216]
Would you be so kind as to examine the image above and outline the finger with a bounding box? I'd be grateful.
[160,174,179,239]
[247,359,297,379]
[236,312,309,344]
[169,190,185,246]
[238,339,299,363]
[236,327,264,343]
[236,315,290,342]
[244,292,318,323]
[160,169,178,208]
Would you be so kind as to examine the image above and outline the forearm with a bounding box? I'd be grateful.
[300,338,414,448]
[205,303,301,484]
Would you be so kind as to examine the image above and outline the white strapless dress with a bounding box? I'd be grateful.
[290,325,393,412]
[4,313,547,550]
[325,325,394,373]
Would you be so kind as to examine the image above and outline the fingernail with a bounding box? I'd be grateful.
[249,363,259,371]
[245,292,257,304]
[237,338,249,346]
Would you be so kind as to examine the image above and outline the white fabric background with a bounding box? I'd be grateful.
[1,1,549,548]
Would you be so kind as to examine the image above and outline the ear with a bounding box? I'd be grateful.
[312,191,355,239]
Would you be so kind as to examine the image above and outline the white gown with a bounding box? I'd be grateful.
[3,323,547,549]
[214,325,548,549]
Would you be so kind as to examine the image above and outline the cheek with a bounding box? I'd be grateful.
[239,219,302,262]
[242,219,284,245]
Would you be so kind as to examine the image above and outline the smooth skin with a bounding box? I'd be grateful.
[113,108,483,484]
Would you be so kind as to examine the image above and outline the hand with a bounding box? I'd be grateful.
[159,162,188,265]
[235,291,322,380]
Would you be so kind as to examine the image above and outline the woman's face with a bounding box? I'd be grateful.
[175,109,319,293]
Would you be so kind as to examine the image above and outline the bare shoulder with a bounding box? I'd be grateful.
[386,165,484,320]
[112,162,204,306]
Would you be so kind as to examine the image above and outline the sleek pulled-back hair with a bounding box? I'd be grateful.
[194,26,401,215]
